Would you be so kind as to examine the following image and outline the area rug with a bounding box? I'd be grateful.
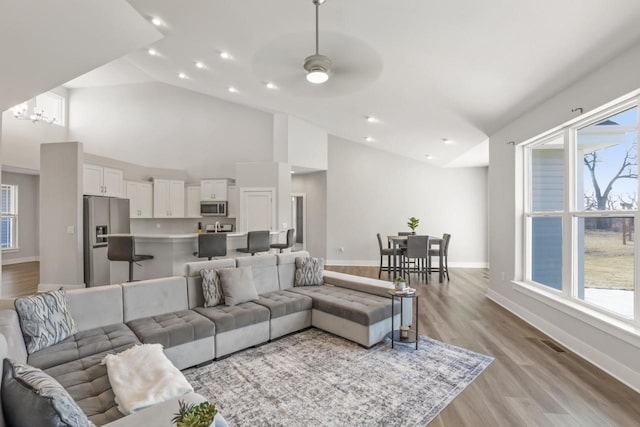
[184,329,493,426]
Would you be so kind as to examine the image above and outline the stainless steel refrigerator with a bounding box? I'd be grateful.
[83,196,130,286]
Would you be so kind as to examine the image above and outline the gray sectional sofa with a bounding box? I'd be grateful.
[0,251,409,426]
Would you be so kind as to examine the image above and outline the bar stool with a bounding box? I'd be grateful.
[237,230,271,256]
[193,233,227,260]
[270,228,295,253]
[107,236,154,282]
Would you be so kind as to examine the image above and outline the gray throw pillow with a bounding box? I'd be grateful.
[217,266,259,306]
[1,358,96,427]
[200,268,225,307]
[14,290,77,354]
[295,257,325,286]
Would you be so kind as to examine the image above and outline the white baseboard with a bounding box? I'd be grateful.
[325,259,487,268]
[487,288,640,394]
[2,256,39,266]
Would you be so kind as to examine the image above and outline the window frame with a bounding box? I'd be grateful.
[520,94,640,325]
[35,91,65,126]
[1,184,19,252]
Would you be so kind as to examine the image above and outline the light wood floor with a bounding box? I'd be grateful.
[326,266,640,427]
[4,262,640,425]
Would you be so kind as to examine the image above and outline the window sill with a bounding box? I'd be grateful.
[2,248,19,253]
[512,280,640,350]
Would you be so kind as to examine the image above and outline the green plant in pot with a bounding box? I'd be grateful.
[407,216,420,234]
[394,276,407,291]
[172,400,218,427]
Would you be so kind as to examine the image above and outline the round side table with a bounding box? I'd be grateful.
[388,289,419,350]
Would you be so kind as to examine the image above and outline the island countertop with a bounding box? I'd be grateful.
[106,231,283,239]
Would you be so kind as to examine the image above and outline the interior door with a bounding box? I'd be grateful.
[241,189,275,231]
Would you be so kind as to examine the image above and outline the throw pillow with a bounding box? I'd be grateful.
[295,257,325,286]
[14,289,77,354]
[200,268,225,307]
[1,358,95,427]
[217,266,259,306]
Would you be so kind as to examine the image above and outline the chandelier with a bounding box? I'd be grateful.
[10,103,57,124]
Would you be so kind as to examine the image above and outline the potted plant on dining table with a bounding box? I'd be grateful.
[407,216,420,234]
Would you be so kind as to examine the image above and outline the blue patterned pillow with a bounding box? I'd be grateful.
[294,257,325,286]
[2,358,95,427]
[14,290,77,354]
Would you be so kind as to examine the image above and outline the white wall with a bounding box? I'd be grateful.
[292,171,327,258]
[39,142,84,287]
[326,136,488,266]
[1,172,39,264]
[489,42,640,391]
[273,114,328,171]
[69,82,274,179]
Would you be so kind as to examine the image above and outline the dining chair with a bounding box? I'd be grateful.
[397,231,412,249]
[401,235,429,285]
[237,230,271,256]
[377,233,397,278]
[429,233,451,280]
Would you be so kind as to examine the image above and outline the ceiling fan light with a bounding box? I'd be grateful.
[306,69,329,84]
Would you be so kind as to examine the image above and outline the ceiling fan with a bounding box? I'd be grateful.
[303,0,331,84]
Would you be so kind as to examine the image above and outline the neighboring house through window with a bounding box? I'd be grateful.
[1,184,18,250]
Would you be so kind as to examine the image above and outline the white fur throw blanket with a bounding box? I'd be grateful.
[102,344,193,415]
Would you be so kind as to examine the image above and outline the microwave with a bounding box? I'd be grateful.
[200,201,227,216]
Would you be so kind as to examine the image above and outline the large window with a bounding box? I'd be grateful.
[524,99,639,320]
[35,92,65,126]
[1,184,18,250]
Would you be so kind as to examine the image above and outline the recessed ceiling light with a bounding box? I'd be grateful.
[151,17,163,26]
[265,82,278,90]
[366,116,378,123]
[178,72,188,79]
[364,136,374,142]
[228,86,238,93]
[425,154,433,160]
[290,171,295,174]
[442,138,454,145]
[194,61,205,69]
[148,48,158,56]
[220,51,231,60]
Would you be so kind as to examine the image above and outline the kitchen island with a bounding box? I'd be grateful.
[108,231,284,283]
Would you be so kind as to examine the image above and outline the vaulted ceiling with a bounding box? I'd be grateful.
[65,0,640,167]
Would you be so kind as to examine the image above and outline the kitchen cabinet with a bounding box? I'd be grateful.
[227,185,238,218]
[83,164,123,197]
[153,179,185,218]
[200,179,228,201]
[125,181,153,218]
[186,185,202,218]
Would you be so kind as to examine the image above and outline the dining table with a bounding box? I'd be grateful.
[387,235,444,283]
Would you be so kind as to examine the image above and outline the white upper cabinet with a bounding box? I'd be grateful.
[153,179,185,218]
[200,179,228,201]
[126,181,153,218]
[186,185,202,218]
[83,164,123,197]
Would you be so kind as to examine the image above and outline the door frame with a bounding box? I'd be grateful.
[291,192,307,251]
[239,187,276,232]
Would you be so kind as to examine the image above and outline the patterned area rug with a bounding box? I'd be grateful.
[184,329,493,426]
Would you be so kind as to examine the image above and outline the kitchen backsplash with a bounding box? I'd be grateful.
[130,218,236,234]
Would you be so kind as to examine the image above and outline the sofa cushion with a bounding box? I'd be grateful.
[294,257,324,286]
[27,323,141,370]
[218,267,259,306]
[121,277,189,322]
[236,255,279,294]
[288,286,398,326]
[14,289,77,354]
[254,291,312,319]
[194,303,269,333]
[201,269,225,307]
[44,346,138,426]
[2,358,95,427]
[126,310,215,349]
